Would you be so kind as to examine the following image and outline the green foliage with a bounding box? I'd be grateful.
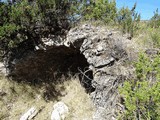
[149,8,160,28]
[152,34,160,46]
[0,24,18,38]
[151,31,160,48]
[9,0,38,26]
[0,0,142,51]
[0,0,37,49]
[0,0,72,51]
[80,1,141,37]
[117,3,141,37]
[119,53,160,120]
[82,0,117,24]
[0,23,20,48]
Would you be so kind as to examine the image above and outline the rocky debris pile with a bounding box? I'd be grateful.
[3,24,134,119]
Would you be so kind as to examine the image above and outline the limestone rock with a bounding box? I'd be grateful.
[66,24,129,120]
[51,102,69,120]
[20,107,38,120]
[145,48,159,56]
[0,62,6,75]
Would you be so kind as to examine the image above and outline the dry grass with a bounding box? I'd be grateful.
[0,74,94,120]
[132,25,160,50]
[62,77,95,120]
[121,25,160,62]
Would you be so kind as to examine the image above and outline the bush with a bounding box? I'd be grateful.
[0,0,72,51]
[82,0,117,24]
[119,53,160,120]
[151,32,160,48]
[149,8,160,28]
[117,3,141,38]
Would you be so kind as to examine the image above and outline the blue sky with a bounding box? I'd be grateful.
[116,0,160,20]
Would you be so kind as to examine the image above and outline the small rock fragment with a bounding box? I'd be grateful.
[51,102,69,120]
[20,107,37,120]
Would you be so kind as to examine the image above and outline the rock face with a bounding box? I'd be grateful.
[3,24,132,119]
[66,24,128,119]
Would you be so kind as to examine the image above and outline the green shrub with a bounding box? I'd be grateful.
[0,0,72,51]
[82,0,117,24]
[117,3,141,38]
[151,32,160,48]
[149,8,160,28]
[119,53,160,120]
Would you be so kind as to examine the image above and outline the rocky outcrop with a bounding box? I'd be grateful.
[3,24,133,119]
[66,24,129,119]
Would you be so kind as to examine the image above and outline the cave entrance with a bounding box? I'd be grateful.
[13,45,94,93]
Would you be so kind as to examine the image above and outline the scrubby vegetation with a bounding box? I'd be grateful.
[0,0,72,50]
[117,3,141,37]
[119,53,160,120]
[149,8,160,28]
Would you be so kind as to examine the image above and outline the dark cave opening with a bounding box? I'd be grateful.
[13,45,95,93]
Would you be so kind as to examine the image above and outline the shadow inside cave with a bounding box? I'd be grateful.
[9,45,95,101]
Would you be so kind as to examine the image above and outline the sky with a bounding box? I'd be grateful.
[1,0,160,20]
[116,0,160,20]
